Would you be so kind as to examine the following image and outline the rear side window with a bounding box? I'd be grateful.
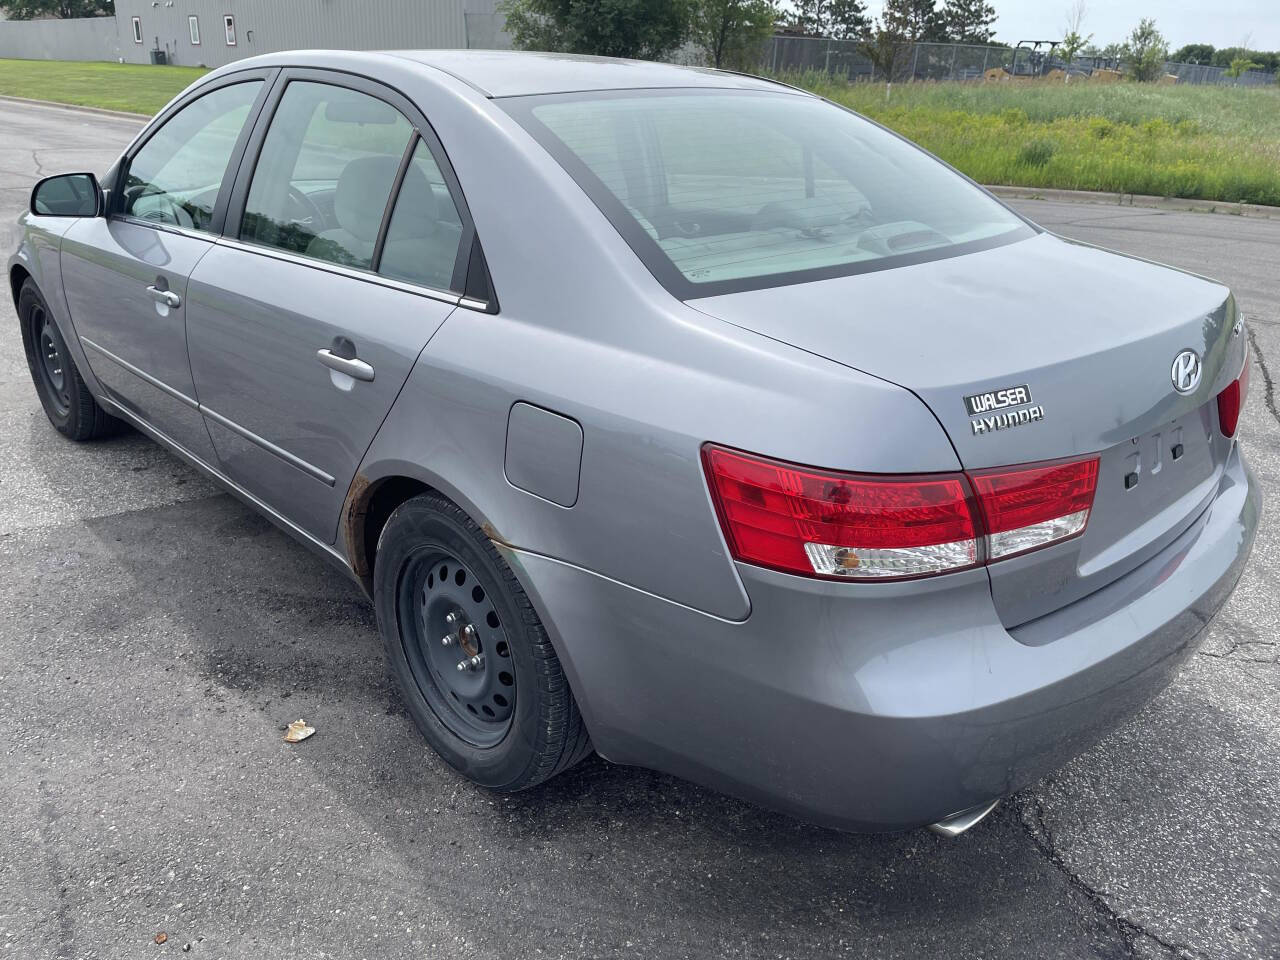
[121,80,262,233]
[378,140,464,291]
[240,82,413,271]
[504,90,1034,298]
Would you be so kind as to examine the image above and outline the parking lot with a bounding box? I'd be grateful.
[0,98,1276,959]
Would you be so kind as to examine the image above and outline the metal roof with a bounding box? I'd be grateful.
[381,49,787,97]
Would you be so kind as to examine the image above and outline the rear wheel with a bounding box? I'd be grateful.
[374,492,592,791]
[18,280,122,440]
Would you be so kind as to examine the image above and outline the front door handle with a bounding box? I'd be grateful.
[145,285,181,308]
[316,348,375,382]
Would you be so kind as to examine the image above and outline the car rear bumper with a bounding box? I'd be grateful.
[502,444,1260,832]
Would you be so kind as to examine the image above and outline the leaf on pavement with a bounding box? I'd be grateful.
[283,719,315,744]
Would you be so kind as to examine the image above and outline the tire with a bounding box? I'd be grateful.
[18,279,123,441]
[374,491,593,791]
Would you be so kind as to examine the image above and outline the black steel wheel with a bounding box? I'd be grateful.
[400,549,516,747]
[374,491,593,791]
[34,307,72,418]
[18,279,123,441]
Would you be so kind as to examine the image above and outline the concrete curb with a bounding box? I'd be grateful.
[986,184,1280,219]
[0,94,148,122]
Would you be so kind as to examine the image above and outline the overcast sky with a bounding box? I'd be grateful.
[873,1,1280,51]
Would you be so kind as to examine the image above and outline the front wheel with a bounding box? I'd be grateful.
[374,492,593,791]
[18,279,123,440]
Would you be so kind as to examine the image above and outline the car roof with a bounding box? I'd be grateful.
[379,49,790,98]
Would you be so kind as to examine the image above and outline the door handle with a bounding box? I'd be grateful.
[316,348,375,382]
[145,285,181,308]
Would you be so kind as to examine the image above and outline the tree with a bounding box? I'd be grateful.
[1226,57,1261,78]
[940,0,996,44]
[500,0,692,60]
[791,0,869,40]
[1211,46,1279,72]
[1058,1,1091,64]
[1121,17,1168,82]
[882,0,945,43]
[0,0,112,17]
[858,18,902,81]
[690,0,776,68]
[826,0,870,40]
[1098,41,1124,62]
[1171,43,1214,65]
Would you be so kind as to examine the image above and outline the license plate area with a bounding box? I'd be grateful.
[1078,404,1221,569]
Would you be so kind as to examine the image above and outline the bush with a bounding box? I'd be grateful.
[1087,116,1115,139]
[1017,139,1056,167]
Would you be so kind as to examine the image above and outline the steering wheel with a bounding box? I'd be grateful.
[287,185,326,231]
[131,190,195,229]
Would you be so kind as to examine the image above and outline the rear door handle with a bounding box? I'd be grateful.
[145,285,181,308]
[316,348,375,382]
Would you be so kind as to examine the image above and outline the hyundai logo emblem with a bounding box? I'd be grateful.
[1171,349,1202,395]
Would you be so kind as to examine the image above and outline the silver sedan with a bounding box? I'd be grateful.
[9,51,1259,834]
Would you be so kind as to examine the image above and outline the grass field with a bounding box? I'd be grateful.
[794,74,1280,206]
[2,58,1278,206]
[0,59,205,115]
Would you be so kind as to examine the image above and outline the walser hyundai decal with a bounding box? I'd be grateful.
[963,384,1045,436]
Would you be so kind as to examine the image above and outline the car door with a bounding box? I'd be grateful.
[186,70,476,544]
[59,72,273,463]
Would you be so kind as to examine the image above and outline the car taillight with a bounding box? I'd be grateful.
[968,458,1099,561]
[701,446,979,580]
[1217,345,1250,438]
[703,445,1099,582]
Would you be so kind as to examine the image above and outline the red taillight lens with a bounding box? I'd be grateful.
[969,458,1099,560]
[1217,346,1250,438]
[703,446,1101,581]
[702,446,979,581]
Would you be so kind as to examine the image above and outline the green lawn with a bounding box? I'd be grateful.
[0,58,206,115]
[793,74,1280,207]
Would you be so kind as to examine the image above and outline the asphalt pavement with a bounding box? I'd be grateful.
[0,99,1276,960]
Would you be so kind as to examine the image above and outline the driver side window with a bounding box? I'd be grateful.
[238,81,414,271]
[121,80,262,233]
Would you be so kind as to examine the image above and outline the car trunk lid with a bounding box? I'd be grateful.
[689,233,1244,626]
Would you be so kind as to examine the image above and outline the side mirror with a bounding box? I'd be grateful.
[31,172,103,218]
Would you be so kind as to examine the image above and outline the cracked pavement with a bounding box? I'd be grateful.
[1,100,1277,959]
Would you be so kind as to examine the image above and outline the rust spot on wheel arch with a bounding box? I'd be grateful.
[342,471,374,585]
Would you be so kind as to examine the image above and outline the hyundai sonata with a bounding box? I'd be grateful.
[9,51,1259,834]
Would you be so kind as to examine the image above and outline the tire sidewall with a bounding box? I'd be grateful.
[374,495,546,790]
[18,283,79,436]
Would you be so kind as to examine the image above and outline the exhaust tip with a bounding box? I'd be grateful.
[928,798,1000,837]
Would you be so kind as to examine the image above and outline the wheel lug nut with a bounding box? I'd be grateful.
[445,610,462,627]
[456,655,484,672]
[440,633,456,647]
[460,624,477,643]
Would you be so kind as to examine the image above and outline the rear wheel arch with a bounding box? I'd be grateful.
[343,466,594,726]
[343,467,509,595]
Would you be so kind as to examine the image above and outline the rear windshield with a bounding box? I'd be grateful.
[501,89,1034,298]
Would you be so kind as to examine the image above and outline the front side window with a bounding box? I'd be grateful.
[121,80,262,232]
[504,90,1034,297]
[240,82,413,271]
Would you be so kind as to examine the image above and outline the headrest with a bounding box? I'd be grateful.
[333,155,403,242]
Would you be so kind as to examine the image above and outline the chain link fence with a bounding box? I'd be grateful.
[760,35,1278,87]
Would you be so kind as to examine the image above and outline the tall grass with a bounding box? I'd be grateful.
[790,75,1280,206]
